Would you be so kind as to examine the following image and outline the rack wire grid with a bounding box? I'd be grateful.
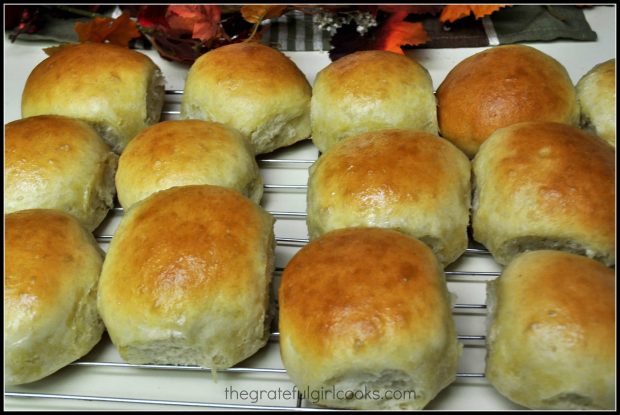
[5,91,505,411]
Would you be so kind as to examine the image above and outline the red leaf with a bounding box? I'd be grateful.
[376,11,429,54]
[440,5,508,23]
[74,11,140,47]
[165,5,222,41]
[136,5,169,30]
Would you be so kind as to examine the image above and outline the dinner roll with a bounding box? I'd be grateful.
[5,209,105,386]
[21,42,165,153]
[4,115,118,232]
[98,185,275,369]
[576,59,616,147]
[307,129,471,266]
[486,250,615,410]
[180,42,311,155]
[279,228,460,410]
[311,51,438,153]
[472,121,615,266]
[116,120,263,210]
[437,45,579,157]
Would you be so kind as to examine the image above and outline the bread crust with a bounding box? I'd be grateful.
[116,120,263,209]
[472,121,615,266]
[4,115,118,231]
[97,185,275,369]
[486,250,615,409]
[21,42,165,153]
[279,228,460,409]
[311,50,438,153]
[180,42,311,155]
[5,209,105,385]
[576,59,616,147]
[307,129,471,266]
[437,45,579,157]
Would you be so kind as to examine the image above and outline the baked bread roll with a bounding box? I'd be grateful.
[279,227,460,410]
[307,129,471,266]
[436,45,579,157]
[311,50,438,153]
[576,59,616,147]
[180,42,311,155]
[472,121,615,266]
[5,209,105,386]
[486,250,615,410]
[21,42,165,153]
[116,120,263,210]
[4,115,118,232]
[98,185,275,369]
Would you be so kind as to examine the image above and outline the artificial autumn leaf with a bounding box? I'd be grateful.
[165,5,222,41]
[136,5,169,30]
[377,11,429,54]
[240,5,287,24]
[75,11,140,47]
[440,5,508,23]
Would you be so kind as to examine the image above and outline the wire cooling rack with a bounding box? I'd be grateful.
[5,91,507,411]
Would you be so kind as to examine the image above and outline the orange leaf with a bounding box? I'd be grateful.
[378,11,429,55]
[75,12,140,47]
[440,5,508,23]
[241,5,287,24]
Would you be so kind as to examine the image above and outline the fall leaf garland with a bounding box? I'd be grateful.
[20,5,509,63]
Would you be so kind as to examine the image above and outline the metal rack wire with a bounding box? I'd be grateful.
[5,91,498,410]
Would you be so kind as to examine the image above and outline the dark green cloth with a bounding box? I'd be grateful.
[493,5,597,44]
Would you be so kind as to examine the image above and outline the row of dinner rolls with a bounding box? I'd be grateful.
[306,123,615,268]
[17,42,615,161]
[278,232,616,410]
[4,115,266,231]
[5,184,276,385]
[19,41,313,156]
[8,209,613,409]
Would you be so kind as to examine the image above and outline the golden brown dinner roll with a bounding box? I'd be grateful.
[115,120,263,210]
[472,121,615,266]
[21,42,165,153]
[98,185,275,369]
[180,42,311,155]
[486,250,615,409]
[311,51,438,153]
[437,45,579,157]
[5,209,105,386]
[279,228,460,410]
[4,115,118,231]
[307,129,471,266]
[576,59,616,147]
